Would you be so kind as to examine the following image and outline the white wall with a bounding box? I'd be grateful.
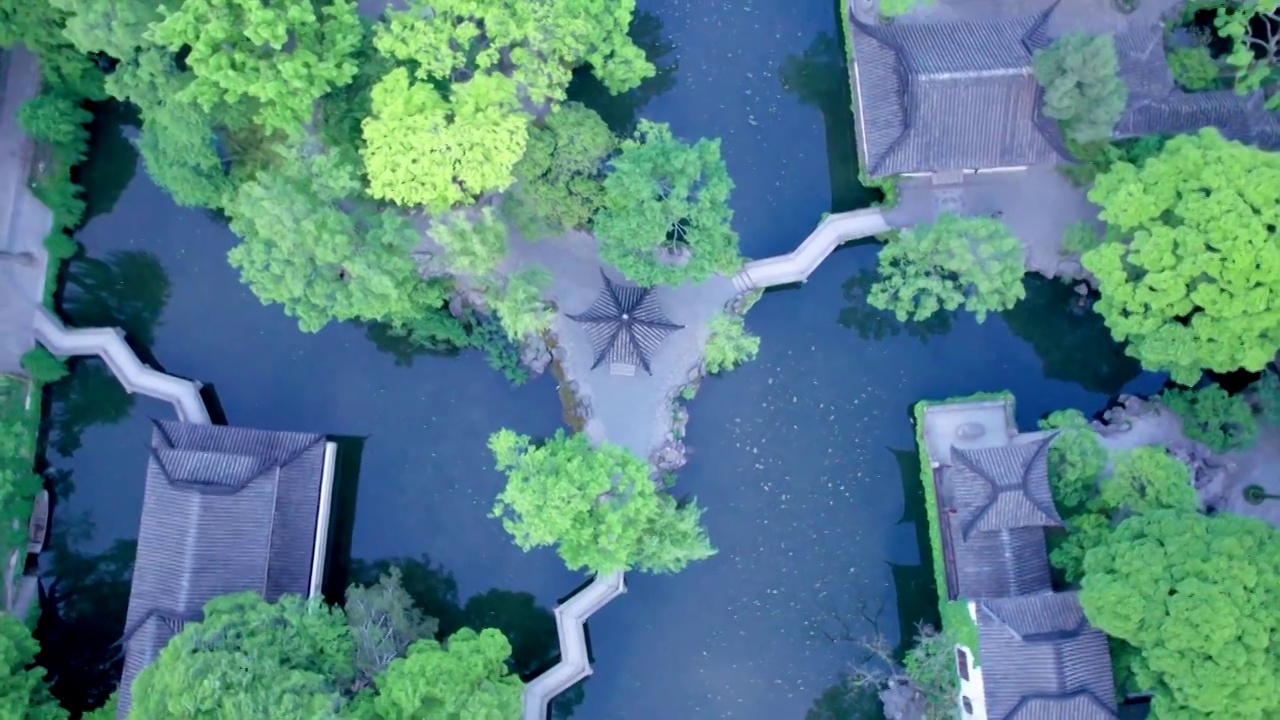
[955,601,989,720]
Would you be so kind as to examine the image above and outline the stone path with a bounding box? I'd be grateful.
[731,208,890,290]
[32,306,210,424]
[520,571,626,720]
[0,47,53,374]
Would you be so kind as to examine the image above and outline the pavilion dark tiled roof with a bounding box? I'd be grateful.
[849,10,1068,178]
[977,592,1119,720]
[117,421,329,719]
[568,270,683,375]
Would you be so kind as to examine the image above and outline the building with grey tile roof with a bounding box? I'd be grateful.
[976,592,1119,719]
[849,10,1069,178]
[939,436,1060,600]
[568,270,683,375]
[117,421,338,719]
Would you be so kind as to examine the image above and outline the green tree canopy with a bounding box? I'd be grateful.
[594,120,741,286]
[431,208,510,278]
[505,103,617,237]
[702,313,760,375]
[1082,128,1280,385]
[868,215,1026,323]
[1213,1,1279,108]
[1032,33,1127,143]
[1160,384,1258,452]
[357,628,522,720]
[1098,446,1197,518]
[362,68,529,211]
[1039,409,1107,515]
[489,428,716,574]
[129,593,356,718]
[373,0,653,105]
[148,0,362,135]
[0,613,64,720]
[225,143,457,339]
[1080,511,1280,718]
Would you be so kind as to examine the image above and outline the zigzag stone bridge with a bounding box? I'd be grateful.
[732,208,889,291]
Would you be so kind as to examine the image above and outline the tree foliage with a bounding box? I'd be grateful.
[148,0,362,135]
[373,0,653,106]
[489,429,715,574]
[20,347,69,384]
[1099,447,1197,518]
[505,103,616,237]
[432,208,510,278]
[594,120,741,286]
[1032,33,1127,143]
[485,267,554,342]
[869,214,1025,323]
[0,0,105,101]
[1167,45,1222,91]
[1039,409,1107,515]
[225,143,456,340]
[1080,511,1280,719]
[1160,384,1258,452]
[0,613,64,720]
[1250,369,1280,426]
[362,68,529,211]
[345,568,438,688]
[702,313,760,375]
[357,628,522,720]
[1083,128,1280,385]
[1213,1,1280,108]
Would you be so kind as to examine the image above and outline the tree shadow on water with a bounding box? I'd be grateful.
[779,31,878,212]
[1000,274,1143,396]
[78,101,140,223]
[348,555,584,718]
[836,268,954,343]
[566,11,678,135]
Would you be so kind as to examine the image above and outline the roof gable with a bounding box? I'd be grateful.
[951,436,1060,538]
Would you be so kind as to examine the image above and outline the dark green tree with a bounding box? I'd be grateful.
[0,613,65,719]
[1032,33,1127,143]
[505,103,617,237]
[1160,384,1257,452]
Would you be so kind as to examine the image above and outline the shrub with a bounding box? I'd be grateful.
[20,346,68,384]
[1167,45,1220,90]
[1161,385,1257,452]
[1039,409,1107,515]
[702,314,760,375]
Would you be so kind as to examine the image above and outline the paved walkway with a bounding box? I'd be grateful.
[731,208,889,291]
[0,47,53,374]
[521,571,626,720]
[32,306,210,424]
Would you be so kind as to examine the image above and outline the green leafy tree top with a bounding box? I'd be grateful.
[489,428,715,574]
[1032,33,1128,143]
[1160,384,1258,453]
[868,214,1026,323]
[20,346,69,384]
[431,207,510,278]
[149,0,362,134]
[373,0,653,105]
[594,120,742,286]
[1213,2,1279,108]
[0,613,65,720]
[1039,409,1107,515]
[1098,446,1197,518]
[358,628,523,720]
[702,313,760,375]
[505,103,617,237]
[1083,128,1280,384]
[1080,511,1280,718]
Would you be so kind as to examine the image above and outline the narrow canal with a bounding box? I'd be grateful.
[34,0,1164,717]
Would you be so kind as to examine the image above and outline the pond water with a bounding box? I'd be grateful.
[33,0,1165,717]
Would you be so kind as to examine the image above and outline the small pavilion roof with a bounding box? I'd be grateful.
[567,270,683,374]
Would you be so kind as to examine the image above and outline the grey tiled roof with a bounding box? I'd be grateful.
[850,11,1068,177]
[951,438,1060,539]
[951,525,1053,600]
[118,421,329,719]
[568,270,683,374]
[977,592,1119,720]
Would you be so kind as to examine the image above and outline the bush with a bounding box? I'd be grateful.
[1161,385,1257,452]
[1039,409,1107,515]
[1061,220,1104,256]
[702,314,760,375]
[486,268,554,342]
[20,346,68,384]
[1167,45,1220,90]
[466,315,529,386]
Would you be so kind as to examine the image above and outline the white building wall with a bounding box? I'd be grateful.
[955,601,989,720]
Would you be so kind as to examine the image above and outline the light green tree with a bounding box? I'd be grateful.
[1083,128,1280,385]
[1160,384,1258,452]
[373,0,653,105]
[362,68,529,211]
[505,103,617,237]
[489,429,715,574]
[703,314,760,375]
[1049,510,1112,584]
[1039,409,1107,515]
[1099,447,1197,518]
[148,0,362,135]
[1080,511,1280,719]
[360,628,522,720]
[0,613,64,720]
[1167,45,1221,91]
[1214,1,1279,108]
[869,214,1025,323]
[20,346,69,384]
[432,208,509,278]
[485,267,554,341]
[129,593,356,718]
[49,0,159,61]
[1032,33,1128,143]
[594,120,741,286]
[225,144,452,336]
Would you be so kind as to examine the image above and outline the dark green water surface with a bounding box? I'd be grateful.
[35,1,1164,717]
